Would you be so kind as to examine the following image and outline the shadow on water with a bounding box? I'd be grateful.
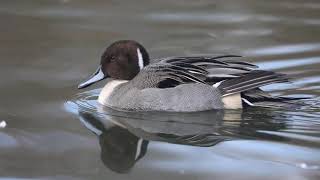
[65,89,320,174]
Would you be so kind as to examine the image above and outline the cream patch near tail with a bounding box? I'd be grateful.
[98,80,128,105]
[222,93,243,109]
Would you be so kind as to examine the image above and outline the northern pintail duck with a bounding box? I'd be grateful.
[78,40,298,112]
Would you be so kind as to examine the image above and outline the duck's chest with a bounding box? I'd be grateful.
[98,80,128,105]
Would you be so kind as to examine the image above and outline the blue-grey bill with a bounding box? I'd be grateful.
[78,66,106,89]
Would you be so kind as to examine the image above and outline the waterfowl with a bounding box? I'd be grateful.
[78,40,296,112]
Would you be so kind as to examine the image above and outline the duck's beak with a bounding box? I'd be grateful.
[78,66,107,89]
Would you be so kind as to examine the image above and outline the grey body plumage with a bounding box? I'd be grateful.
[106,82,224,112]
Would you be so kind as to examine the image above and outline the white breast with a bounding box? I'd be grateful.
[98,80,128,105]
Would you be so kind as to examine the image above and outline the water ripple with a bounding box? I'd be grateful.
[256,57,320,70]
[245,43,320,56]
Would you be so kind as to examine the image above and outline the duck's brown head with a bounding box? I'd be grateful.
[78,40,149,89]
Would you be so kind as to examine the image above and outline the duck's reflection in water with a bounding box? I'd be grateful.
[76,104,288,173]
[99,126,148,173]
[79,112,148,173]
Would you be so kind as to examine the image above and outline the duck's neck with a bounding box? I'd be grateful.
[98,80,128,105]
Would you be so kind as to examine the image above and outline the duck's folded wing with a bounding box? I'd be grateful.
[131,55,288,92]
[130,55,260,89]
[158,55,258,85]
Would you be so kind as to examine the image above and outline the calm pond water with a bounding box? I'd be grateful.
[1,0,320,179]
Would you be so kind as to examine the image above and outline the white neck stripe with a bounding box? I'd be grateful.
[137,48,144,70]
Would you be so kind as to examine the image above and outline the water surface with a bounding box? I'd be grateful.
[0,0,320,179]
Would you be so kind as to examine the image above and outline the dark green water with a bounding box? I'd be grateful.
[0,0,320,179]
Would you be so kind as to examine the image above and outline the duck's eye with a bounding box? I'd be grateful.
[110,56,116,62]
